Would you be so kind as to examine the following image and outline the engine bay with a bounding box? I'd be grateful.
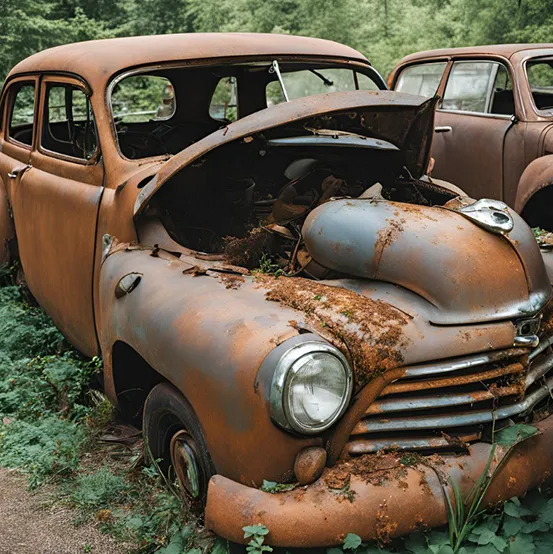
[153,130,458,275]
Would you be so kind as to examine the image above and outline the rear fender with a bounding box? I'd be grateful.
[514,154,553,214]
[0,178,14,266]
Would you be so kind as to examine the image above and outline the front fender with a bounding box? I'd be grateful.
[514,154,553,213]
[97,245,321,485]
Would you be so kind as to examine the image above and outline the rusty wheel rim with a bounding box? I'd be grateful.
[169,430,202,499]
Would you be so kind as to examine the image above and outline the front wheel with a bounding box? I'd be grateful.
[143,382,215,512]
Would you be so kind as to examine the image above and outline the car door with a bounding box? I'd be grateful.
[394,59,524,201]
[431,60,520,200]
[5,74,104,357]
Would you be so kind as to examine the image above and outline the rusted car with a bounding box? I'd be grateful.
[390,43,553,229]
[2,33,553,547]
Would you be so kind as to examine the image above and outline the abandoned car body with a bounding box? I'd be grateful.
[390,43,553,230]
[2,34,553,547]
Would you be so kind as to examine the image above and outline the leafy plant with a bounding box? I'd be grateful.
[243,524,273,554]
[260,479,297,493]
[444,423,539,553]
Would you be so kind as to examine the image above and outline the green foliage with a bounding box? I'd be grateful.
[69,468,129,509]
[260,479,297,493]
[343,533,362,550]
[243,524,273,554]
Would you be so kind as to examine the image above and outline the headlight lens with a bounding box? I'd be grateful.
[270,341,352,434]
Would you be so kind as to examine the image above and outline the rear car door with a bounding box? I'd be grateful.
[6,75,104,356]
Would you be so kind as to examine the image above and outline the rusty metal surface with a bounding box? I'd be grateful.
[396,43,553,66]
[205,413,553,546]
[8,33,369,92]
[302,198,550,324]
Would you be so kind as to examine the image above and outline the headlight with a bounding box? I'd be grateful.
[270,341,352,434]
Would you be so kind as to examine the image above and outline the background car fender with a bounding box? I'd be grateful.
[97,245,322,485]
[514,153,553,214]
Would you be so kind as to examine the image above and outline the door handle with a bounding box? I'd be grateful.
[7,164,32,179]
[434,126,452,133]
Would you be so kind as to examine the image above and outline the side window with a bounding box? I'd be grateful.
[9,83,36,146]
[441,61,513,115]
[395,62,447,98]
[111,75,175,123]
[209,77,238,122]
[42,84,98,160]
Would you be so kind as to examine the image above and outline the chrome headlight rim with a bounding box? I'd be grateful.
[269,341,352,435]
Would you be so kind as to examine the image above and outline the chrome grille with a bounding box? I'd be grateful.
[346,337,553,455]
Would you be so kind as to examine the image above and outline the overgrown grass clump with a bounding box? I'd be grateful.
[0,277,209,552]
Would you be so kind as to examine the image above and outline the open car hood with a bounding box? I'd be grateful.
[134,90,437,216]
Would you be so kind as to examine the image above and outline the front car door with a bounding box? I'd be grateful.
[394,58,524,202]
[4,74,104,356]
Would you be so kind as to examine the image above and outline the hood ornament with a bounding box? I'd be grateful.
[446,198,514,235]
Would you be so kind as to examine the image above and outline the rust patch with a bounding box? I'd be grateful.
[219,274,245,290]
[376,500,398,544]
[258,275,409,388]
[324,452,407,490]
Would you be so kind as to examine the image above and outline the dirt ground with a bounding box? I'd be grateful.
[0,468,133,554]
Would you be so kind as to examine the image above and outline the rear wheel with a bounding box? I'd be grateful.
[143,382,214,512]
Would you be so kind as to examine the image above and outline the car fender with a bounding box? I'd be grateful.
[514,153,553,213]
[97,243,322,485]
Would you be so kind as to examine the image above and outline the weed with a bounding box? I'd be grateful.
[260,480,297,493]
[243,524,273,554]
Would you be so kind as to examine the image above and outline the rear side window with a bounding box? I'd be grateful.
[441,61,513,115]
[210,77,238,122]
[111,75,175,123]
[395,62,446,97]
[526,59,553,112]
[9,83,35,146]
[42,84,98,161]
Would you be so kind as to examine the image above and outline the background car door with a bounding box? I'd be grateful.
[431,60,519,200]
[394,59,524,201]
[6,76,104,357]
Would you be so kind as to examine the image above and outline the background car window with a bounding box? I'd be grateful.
[9,83,35,146]
[209,77,238,122]
[395,62,447,97]
[442,61,512,114]
[42,84,98,160]
[526,59,553,111]
[111,75,175,123]
[266,68,379,105]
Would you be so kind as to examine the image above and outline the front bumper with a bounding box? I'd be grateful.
[205,415,553,547]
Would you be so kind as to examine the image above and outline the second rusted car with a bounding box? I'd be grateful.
[2,34,553,546]
[390,43,553,229]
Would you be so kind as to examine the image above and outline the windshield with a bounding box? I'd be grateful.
[267,66,380,105]
[526,57,553,113]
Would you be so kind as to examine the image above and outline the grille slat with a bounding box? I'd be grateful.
[347,339,553,454]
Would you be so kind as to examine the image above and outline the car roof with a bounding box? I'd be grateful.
[8,33,370,91]
[399,43,553,64]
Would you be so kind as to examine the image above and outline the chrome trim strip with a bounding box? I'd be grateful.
[353,373,553,434]
[402,348,525,379]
